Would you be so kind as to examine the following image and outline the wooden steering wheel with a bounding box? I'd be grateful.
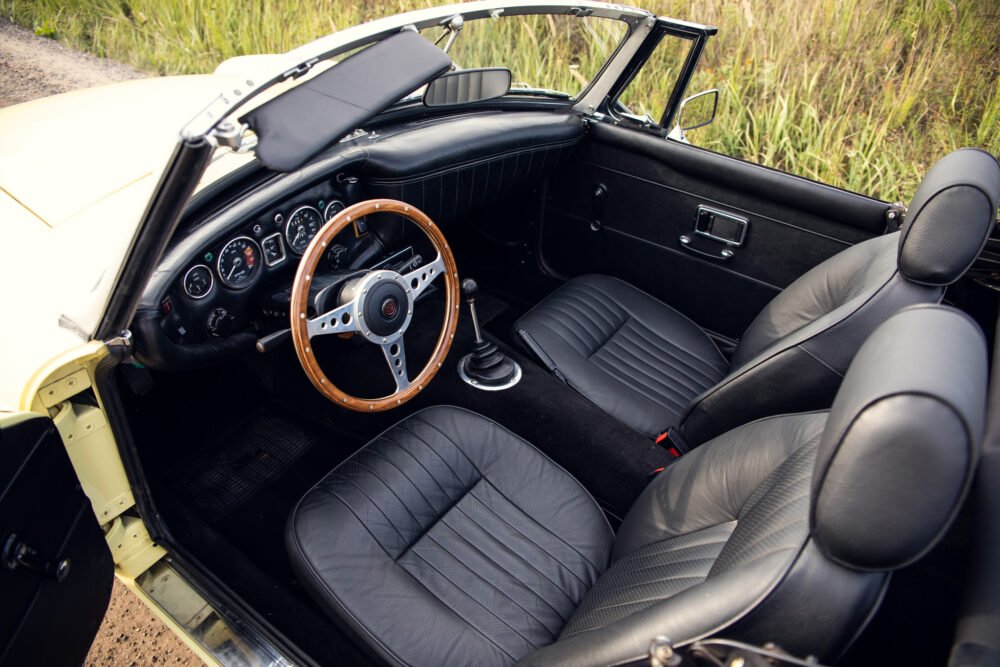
[289,199,460,411]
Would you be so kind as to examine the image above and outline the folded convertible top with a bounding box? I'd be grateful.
[243,31,452,172]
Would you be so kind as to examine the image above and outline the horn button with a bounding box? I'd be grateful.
[363,279,410,337]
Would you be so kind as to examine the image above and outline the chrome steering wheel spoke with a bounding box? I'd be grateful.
[402,254,445,301]
[307,300,358,338]
[381,338,410,392]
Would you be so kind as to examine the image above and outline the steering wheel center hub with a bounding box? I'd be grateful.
[352,270,413,343]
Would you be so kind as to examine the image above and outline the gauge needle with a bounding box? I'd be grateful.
[228,258,242,280]
[294,226,305,245]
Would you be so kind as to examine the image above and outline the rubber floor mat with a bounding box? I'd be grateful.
[170,412,317,521]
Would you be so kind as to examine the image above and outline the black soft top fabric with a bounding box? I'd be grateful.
[243,31,452,172]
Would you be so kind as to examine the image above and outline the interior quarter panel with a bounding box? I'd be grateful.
[541,122,893,338]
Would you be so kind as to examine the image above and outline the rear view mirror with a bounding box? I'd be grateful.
[423,68,512,107]
[677,89,719,132]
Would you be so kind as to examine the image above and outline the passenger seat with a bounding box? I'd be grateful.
[516,148,1000,442]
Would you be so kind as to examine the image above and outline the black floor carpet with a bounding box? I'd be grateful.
[168,412,318,521]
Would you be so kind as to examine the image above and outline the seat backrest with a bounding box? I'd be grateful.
[520,305,987,667]
[680,149,1000,444]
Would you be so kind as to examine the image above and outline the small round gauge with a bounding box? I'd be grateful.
[324,200,346,221]
[285,205,323,254]
[182,264,214,299]
[217,236,261,289]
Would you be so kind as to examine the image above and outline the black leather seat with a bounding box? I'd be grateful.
[516,149,1000,442]
[288,305,986,667]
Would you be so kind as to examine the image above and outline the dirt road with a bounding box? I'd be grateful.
[0,15,202,667]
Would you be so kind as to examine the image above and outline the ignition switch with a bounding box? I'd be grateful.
[206,307,234,337]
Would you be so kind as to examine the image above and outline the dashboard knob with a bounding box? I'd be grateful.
[206,307,233,337]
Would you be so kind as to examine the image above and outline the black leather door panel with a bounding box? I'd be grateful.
[541,123,892,338]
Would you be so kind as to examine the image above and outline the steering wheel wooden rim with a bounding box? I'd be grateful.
[289,199,460,411]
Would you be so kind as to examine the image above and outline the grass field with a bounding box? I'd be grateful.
[2,0,997,202]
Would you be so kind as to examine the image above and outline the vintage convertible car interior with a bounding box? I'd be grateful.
[91,7,1000,667]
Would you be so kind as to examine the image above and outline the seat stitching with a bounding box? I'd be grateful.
[312,485,397,560]
[476,480,603,574]
[598,339,705,401]
[447,504,578,603]
[329,474,409,547]
[717,500,809,563]
[396,480,482,562]
[558,288,625,331]
[379,433,457,502]
[409,416,486,478]
[463,491,592,588]
[393,555,519,660]
[393,422,476,488]
[625,319,728,378]
[290,493,471,666]
[621,539,730,565]
[404,546,539,651]
[421,530,559,639]
[621,321,724,381]
[618,554,722,576]
[346,458,424,532]
[538,302,611,352]
[590,353,689,411]
[551,292,624,338]
[598,572,709,596]
[618,323,723,386]
[529,316,597,357]
[582,279,728,366]
[543,295,619,342]
[608,332,713,398]
[363,445,439,512]
[440,514,572,621]
[575,589,701,615]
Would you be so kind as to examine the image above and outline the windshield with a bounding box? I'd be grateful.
[420,12,629,99]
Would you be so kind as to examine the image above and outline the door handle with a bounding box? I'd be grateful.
[2,533,71,582]
[679,235,734,261]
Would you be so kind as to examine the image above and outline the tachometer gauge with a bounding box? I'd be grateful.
[285,205,323,254]
[217,236,261,289]
[182,264,214,299]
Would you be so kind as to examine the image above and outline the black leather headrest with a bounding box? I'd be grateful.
[898,148,1000,286]
[811,305,986,571]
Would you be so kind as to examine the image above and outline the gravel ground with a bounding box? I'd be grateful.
[0,16,145,107]
[0,15,202,667]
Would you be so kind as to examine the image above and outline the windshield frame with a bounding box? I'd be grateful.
[180,1,658,142]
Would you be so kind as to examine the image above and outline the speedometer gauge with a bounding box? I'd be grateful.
[285,205,323,254]
[217,237,261,289]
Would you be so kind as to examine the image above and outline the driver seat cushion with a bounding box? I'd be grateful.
[286,405,614,667]
[514,274,729,437]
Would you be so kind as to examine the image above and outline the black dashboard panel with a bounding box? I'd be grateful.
[362,111,584,225]
[132,110,585,371]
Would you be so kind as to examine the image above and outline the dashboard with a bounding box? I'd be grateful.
[134,166,423,371]
[131,110,586,371]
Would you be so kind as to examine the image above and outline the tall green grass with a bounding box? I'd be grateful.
[2,0,997,201]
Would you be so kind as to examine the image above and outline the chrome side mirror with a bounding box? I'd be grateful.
[423,68,512,107]
[670,89,718,142]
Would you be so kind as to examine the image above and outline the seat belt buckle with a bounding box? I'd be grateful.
[656,427,691,458]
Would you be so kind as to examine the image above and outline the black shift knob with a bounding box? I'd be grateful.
[461,278,479,302]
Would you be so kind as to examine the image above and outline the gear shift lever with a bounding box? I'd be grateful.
[463,278,485,343]
[458,279,521,390]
